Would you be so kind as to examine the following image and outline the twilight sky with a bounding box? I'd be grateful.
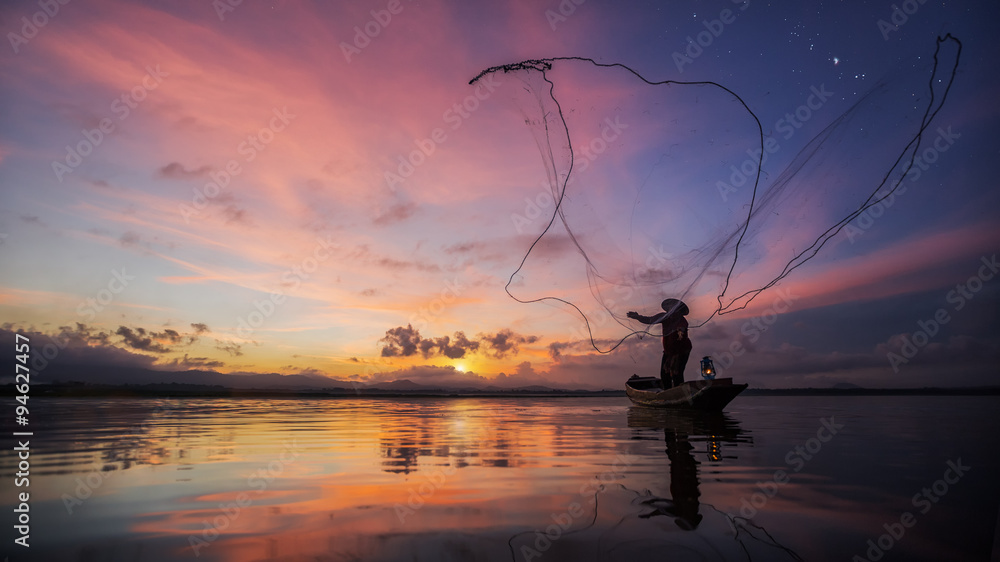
[1,0,997,389]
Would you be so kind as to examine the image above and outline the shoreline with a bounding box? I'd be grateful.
[5,384,1000,399]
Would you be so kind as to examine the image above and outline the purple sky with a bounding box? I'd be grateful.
[0,0,997,388]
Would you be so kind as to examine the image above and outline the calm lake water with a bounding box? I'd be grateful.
[3,396,999,561]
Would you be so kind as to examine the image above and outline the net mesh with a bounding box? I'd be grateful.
[471,35,961,352]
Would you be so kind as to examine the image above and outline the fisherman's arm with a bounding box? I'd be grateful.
[627,311,666,325]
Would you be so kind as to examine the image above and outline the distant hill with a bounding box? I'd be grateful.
[40,364,355,389]
[369,379,434,391]
[512,385,558,392]
[7,381,622,398]
[33,365,579,394]
[21,364,999,398]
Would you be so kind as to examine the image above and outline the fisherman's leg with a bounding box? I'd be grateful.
[673,349,691,387]
[660,353,671,388]
[666,355,680,387]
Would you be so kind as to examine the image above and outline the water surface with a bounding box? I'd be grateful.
[3,396,998,561]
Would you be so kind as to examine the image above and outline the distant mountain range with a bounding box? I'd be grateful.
[14,365,998,397]
[38,364,351,389]
[28,365,585,394]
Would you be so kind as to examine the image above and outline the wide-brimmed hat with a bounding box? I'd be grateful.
[660,298,690,316]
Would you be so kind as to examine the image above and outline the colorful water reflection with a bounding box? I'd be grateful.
[2,396,997,561]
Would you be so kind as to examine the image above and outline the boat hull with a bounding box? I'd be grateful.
[625,376,747,411]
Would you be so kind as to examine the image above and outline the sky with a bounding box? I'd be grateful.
[0,0,997,389]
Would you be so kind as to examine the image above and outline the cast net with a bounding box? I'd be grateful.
[471,35,961,352]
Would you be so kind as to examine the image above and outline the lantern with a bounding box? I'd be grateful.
[700,356,716,380]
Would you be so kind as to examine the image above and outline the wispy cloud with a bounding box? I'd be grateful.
[157,162,212,180]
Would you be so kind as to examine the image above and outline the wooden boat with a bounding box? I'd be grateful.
[625,375,747,411]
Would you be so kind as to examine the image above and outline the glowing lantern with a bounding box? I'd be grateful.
[700,356,716,380]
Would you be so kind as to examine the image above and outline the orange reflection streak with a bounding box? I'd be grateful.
[113,399,609,561]
[14,398,813,561]
[15,397,990,562]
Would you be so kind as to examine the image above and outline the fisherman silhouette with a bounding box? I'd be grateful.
[627,299,692,389]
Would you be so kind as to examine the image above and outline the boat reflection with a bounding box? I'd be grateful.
[626,406,750,531]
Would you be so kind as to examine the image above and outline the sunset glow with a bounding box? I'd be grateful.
[0,0,996,390]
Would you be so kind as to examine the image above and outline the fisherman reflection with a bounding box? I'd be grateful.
[627,407,746,532]
[637,422,703,529]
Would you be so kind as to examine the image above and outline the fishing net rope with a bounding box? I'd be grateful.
[471,34,961,353]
